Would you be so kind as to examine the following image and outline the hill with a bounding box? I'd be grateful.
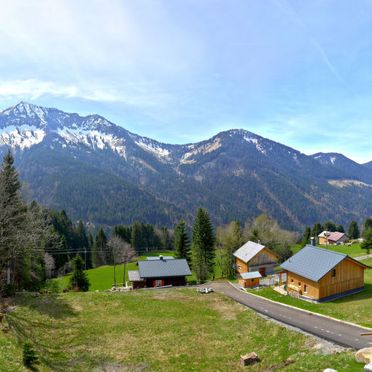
[1,102,372,229]
[1,289,359,370]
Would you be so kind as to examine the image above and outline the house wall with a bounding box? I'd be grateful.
[145,276,186,288]
[239,277,260,288]
[318,237,329,245]
[235,248,278,275]
[285,271,320,299]
[318,258,365,299]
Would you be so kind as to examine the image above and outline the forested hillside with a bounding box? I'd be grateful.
[1,102,372,230]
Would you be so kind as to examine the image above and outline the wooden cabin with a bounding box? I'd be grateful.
[281,245,368,302]
[318,231,347,245]
[238,271,262,288]
[128,256,191,289]
[233,241,279,286]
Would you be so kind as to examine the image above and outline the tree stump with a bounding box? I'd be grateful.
[240,352,260,366]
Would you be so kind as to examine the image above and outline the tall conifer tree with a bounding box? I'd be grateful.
[174,220,191,263]
[191,208,215,282]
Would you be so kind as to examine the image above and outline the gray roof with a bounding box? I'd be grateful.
[146,256,174,260]
[233,241,266,263]
[138,258,191,278]
[128,270,143,282]
[240,271,262,279]
[281,245,347,282]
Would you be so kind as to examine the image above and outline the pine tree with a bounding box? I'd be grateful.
[191,208,215,282]
[69,255,90,291]
[174,220,191,263]
[312,223,323,238]
[131,222,142,252]
[301,227,311,246]
[23,342,39,370]
[364,218,372,232]
[361,229,372,255]
[324,221,336,232]
[348,221,360,240]
[93,228,108,266]
[75,221,91,269]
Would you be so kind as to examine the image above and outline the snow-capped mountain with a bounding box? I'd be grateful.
[0,102,371,229]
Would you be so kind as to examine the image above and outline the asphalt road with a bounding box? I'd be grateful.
[209,282,372,350]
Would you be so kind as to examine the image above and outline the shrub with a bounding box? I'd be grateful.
[23,342,39,370]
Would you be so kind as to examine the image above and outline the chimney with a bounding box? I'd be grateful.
[310,237,316,246]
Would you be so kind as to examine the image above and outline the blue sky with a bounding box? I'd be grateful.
[0,0,371,163]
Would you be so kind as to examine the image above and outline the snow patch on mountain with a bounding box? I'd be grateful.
[0,125,46,149]
[180,137,222,164]
[243,135,267,155]
[134,138,171,160]
[56,127,127,159]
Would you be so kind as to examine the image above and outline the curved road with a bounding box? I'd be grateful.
[209,282,372,349]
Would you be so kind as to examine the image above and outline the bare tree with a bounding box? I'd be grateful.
[107,236,136,287]
[44,253,55,279]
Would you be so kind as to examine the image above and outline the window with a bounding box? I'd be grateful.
[332,269,336,278]
[298,282,301,287]
[304,284,307,293]
[251,279,255,282]
[154,279,163,287]
[291,278,294,283]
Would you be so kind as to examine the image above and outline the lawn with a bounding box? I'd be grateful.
[0,289,362,371]
[250,263,372,328]
[291,243,366,258]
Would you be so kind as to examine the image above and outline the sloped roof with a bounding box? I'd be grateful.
[328,232,346,242]
[240,271,262,280]
[146,256,174,260]
[138,258,191,278]
[281,245,347,282]
[128,270,143,282]
[233,241,266,263]
[318,231,346,242]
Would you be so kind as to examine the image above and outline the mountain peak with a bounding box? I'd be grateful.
[1,101,47,120]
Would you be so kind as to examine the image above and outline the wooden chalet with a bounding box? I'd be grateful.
[128,256,191,289]
[281,245,369,302]
[233,241,279,287]
[318,231,347,245]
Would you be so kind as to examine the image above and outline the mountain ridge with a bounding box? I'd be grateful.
[0,102,371,230]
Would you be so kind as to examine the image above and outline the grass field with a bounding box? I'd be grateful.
[53,250,225,291]
[291,243,366,258]
[250,261,372,328]
[0,289,363,371]
[54,251,178,291]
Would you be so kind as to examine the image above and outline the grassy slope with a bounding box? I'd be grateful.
[0,289,361,371]
[291,243,366,258]
[250,262,372,328]
[54,251,177,291]
[54,250,223,291]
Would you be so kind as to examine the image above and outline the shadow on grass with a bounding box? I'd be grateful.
[13,293,77,319]
[330,283,372,304]
[5,293,79,370]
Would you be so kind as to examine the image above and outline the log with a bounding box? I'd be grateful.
[361,332,372,336]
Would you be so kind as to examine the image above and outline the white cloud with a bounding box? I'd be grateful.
[0,79,172,107]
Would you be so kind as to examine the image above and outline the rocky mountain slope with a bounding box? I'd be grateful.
[1,102,371,230]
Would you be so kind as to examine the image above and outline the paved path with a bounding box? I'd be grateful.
[209,282,372,349]
[355,253,372,261]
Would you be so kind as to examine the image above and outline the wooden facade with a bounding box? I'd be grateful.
[285,257,366,301]
[239,277,260,288]
[235,247,278,277]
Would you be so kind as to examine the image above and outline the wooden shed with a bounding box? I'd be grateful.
[281,245,369,302]
[238,271,262,288]
[233,241,279,277]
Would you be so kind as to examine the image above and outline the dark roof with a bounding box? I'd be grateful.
[138,258,191,278]
[281,245,347,282]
